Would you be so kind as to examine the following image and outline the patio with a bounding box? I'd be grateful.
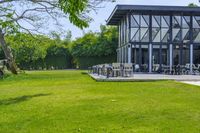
[88,63,200,82]
[89,73,200,82]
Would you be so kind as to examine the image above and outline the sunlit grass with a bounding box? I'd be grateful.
[0,70,200,133]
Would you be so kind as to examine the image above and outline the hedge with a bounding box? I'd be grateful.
[18,55,73,70]
[74,55,116,69]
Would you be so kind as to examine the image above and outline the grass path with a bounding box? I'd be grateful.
[0,70,200,133]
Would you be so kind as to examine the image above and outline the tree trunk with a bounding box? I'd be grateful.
[0,29,18,74]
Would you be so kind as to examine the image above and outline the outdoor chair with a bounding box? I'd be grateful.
[174,64,181,75]
[180,65,186,75]
[97,64,103,75]
[102,64,112,77]
[89,65,96,74]
[111,63,121,77]
[184,64,190,74]
[183,64,200,75]
[101,64,106,76]
[162,65,174,75]
[197,64,200,72]
[141,64,148,72]
[134,64,140,72]
[123,63,133,77]
[192,64,200,75]
[153,64,160,73]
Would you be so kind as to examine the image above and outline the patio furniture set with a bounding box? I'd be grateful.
[89,63,133,78]
[89,63,200,78]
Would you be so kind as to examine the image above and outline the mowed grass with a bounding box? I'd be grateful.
[0,70,200,133]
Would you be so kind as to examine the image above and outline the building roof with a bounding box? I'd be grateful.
[107,5,200,25]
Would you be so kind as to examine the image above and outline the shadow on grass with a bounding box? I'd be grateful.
[0,93,51,106]
[81,72,88,75]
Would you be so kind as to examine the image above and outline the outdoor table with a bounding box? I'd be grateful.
[163,66,170,74]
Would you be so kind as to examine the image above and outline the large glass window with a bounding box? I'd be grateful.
[152,16,160,42]
[162,45,168,65]
[193,16,200,43]
[132,45,140,64]
[130,15,140,42]
[141,45,149,72]
[182,16,190,43]
[141,15,149,42]
[172,44,189,66]
[172,16,181,42]
[151,44,168,73]
[152,16,170,43]
[130,14,149,42]
[173,44,180,65]
[152,45,160,72]
[182,44,190,65]
[161,16,170,43]
[119,15,130,45]
[194,45,200,65]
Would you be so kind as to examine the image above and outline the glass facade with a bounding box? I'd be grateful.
[130,15,149,42]
[117,11,200,73]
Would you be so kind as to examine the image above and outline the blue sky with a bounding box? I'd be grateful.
[61,0,200,40]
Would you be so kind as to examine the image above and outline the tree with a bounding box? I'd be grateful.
[70,25,118,68]
[0,0,114,74]
[5,32,73,70]
[188,3,198,7]
[6,33,50,68]
[70,25,117,57]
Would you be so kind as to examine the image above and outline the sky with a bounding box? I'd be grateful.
[57,0,200,40]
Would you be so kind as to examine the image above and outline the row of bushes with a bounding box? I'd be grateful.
[74,56,116,69]
[1,25,117,70]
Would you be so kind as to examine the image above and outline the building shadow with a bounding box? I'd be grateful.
[0,93,51,106]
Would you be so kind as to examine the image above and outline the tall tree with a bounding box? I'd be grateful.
[0,0,113,74]
[188,3,198,7]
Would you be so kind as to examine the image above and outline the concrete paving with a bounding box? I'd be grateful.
[89,73,200,82]
[181,81,200,86]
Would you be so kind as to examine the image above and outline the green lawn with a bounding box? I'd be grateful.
[0,70,200,133]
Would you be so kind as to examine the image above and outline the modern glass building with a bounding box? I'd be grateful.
[107,5,200,73]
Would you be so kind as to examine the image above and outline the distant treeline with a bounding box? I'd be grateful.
[0,25,118,70]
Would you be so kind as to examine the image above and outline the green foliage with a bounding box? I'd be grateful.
[45,44,72,69]
[75,56,116,69]
[5,33,49,65]
[188,3,198,7]
[70,25,118,68]
[0,25,118,70]
[59,0,90,29]
[4,33,73,70]
[70,25,118,57]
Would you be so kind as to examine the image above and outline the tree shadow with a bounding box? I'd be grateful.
[81,72,88,75]
[0,93,51,106]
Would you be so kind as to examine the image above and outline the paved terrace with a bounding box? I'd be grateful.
[89,73,200,82]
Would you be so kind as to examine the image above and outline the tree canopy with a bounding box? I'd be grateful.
[70,25,118,57]
[2,25,118,69]
[188,3,198,7]
[0,0,114,74]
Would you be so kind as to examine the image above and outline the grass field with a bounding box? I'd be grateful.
[0,70,200,133]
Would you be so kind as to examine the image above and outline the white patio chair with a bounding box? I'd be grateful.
[134,64,140,72]
[102,64,111,76]
[112,63,121,77]
[192,64,199,75]
[153,64,160,72]
[97,64,103,75]
[123,63,133,77]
